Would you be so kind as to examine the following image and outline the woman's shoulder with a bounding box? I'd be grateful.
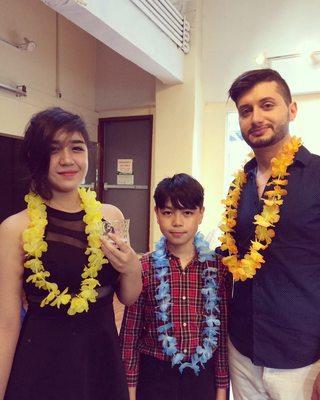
[101,203,124,221]
[0,210,29,260]
[0,209,29,235]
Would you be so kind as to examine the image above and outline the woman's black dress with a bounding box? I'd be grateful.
[5,206,129,400]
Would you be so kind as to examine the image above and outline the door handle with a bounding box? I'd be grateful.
[104,184,148,190]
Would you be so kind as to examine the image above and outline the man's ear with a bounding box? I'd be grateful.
[289,101,297,122]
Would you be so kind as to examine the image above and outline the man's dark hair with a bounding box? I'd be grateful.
[154,173,204,210]
[229,68,292,105]
[21,107,89,200]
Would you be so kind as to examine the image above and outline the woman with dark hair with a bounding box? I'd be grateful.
[0,107,142,400]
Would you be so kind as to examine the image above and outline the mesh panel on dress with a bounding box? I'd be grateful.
[45,214,87,249]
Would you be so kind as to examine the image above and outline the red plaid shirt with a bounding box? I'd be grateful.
[119,250,230,388]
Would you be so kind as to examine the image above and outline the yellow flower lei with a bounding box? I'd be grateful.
[23,187,108,315]
[219,136,302,281]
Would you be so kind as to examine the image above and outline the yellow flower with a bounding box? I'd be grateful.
[263,198,283,207]
[219,233,238,254]
[86,236,101,252]
[219,137,301,281]
[68,296,89,315]
[23,187,109,315]
[23,240,47,258]
[272,179,288,186]
[44,281,59,292]
[240,257,260,278]
[24,258,44,273]
[40,290,58,307]
[81,277,100,289]
[81,266,98,279]
[255,226,275,244]
[221,255,239,272]
[248,249,265,264]
[264,186,287,199]
[250,241,266,251]
[283,136,301,153]
[253,215,274,228]
[80,288,98,302]
[26,271,50,284]
[234,170,247,185]
[260,204,280,224]
[50,288,71,308]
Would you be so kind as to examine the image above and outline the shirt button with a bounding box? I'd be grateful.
[182,296,186,300]
[183,348,188,354]
[182,272,186,276]
[183,322,187,327]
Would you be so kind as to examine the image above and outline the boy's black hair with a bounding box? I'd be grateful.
[154,173,204,210]
[20,107,89,200]
[229,68,292,106]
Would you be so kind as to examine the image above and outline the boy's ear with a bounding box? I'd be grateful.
[154,206,160,224]
[199,206,205,224]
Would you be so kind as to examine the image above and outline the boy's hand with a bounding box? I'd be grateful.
[216,388,227,400]
[100,233,140,276]
[128,386,136,400]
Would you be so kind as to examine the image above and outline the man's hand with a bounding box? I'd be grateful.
[312,372,320,400]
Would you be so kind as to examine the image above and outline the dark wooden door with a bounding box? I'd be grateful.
[98,116,153,253]
[0,134,30,223]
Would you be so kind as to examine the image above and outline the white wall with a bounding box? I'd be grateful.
[202,0,320,102]
[95,43,155,112]
[0,0,157,140]
[42,0,184,84]
[0,0,98,138]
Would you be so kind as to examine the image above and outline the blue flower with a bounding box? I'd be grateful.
[158,297,171,312]
[153,232,220,375]
[205,315,221,327]
[179,354,201,375]
[156,267,169,278]
[172,352,185,366]
[156,311,169,322]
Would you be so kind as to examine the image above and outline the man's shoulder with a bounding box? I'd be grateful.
[298,145,320,166]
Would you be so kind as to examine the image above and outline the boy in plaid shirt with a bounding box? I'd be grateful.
[120,173,229,400]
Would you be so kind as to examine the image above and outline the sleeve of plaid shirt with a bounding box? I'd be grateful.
[119,255,148,387]
[213,254,231,388]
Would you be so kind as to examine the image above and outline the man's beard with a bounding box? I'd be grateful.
[242,121,290,149]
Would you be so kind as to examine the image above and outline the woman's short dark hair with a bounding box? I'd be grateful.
[229,68,292,105]
[154,173,204,209]
[21,107,89,200]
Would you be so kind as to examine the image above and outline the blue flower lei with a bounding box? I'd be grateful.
[152,232,220,375]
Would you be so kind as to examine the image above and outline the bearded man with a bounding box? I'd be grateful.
[220,69,320,400]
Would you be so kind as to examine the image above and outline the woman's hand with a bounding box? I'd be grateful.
[100,233,140,276]
[100,233,142,305]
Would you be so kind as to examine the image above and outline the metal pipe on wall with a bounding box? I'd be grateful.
[0,83,27,96]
